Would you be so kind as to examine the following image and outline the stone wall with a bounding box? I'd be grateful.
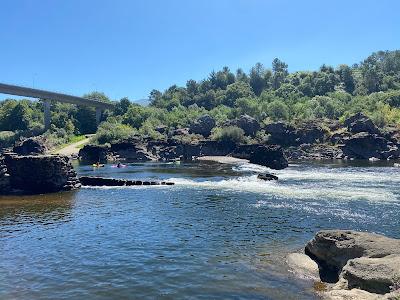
[3,154,80,194]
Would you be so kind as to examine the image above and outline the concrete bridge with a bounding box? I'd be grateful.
[0,83,114,130]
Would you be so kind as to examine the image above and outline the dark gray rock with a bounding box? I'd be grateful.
[171,128,190,136]
[257,173,278,181]
[155,125,168,134]
[341,132,397,159]
[189,115,216,137]
[233,144,288,170]
[13,137,47,155]
[79,176,174,186]
[110,141,156,161]
[79,144,111,162]
[0,157,11,193]
[344,113,381,135]
[229,115,260,136]
[4,154,80,193]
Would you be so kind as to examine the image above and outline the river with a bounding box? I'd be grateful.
[1,160,399,299]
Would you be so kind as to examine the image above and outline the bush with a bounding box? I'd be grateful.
[95,121,135,144]
[211,126,246,144]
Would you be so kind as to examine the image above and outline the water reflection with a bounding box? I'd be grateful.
[0,191,77,237]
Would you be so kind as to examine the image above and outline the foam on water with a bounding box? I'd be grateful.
[169,175,398,203]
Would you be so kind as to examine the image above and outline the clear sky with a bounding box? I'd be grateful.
[1,0,399,101]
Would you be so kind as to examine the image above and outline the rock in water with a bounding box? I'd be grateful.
[4,154,81,193]
[305,230,400,295]
[257,173,278,181]
[79,144,111,162]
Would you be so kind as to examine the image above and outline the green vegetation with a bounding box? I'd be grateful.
[1,50,400,147]
[211,126,246,144]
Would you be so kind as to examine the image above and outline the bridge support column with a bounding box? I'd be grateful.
[95,107,102,126]
[43,100,51,130]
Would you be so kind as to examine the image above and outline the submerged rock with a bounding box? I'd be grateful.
[3,153,80,193]
[79,176,174,186]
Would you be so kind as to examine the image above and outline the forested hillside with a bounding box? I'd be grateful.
[1,50,400,147]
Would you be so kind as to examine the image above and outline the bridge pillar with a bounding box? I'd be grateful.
[95,107,102,126]
[43,100,51,130]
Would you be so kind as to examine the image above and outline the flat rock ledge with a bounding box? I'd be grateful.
[288,230,400,300]
[79,176,174,186]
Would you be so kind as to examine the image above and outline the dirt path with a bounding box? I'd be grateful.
[54,135,93,156]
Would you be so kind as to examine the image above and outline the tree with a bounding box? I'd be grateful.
[272,58,288,90]
[224,81,254,107]
[267,100,289,121]
[337,65,355,94]
[114,97,131,115]
[249,63,266,96]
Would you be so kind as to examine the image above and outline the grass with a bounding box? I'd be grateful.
[51,135,88,152]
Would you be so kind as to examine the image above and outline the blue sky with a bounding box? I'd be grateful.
[1,0,399,101]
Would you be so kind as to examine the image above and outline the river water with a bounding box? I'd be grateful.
[1,160,399,299]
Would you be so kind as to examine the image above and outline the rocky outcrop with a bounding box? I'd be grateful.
[13,137,47,155]
[344,113,381,135]
[341,132,399,159]
[79,144,112,162]
[110,141,156,161]
[285,144,344,160]
[3,153,80,193]
[79,176,174,186]
[265,121,327,146]
[228,115,260,136]
[305,230,400,296]
[189,115,216,137]
[233,144,288,170]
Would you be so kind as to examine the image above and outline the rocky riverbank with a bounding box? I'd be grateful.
[79,139,289,170]
[79,112,400,166]
[288,230,400,299]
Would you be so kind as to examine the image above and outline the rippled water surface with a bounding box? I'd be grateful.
[1,160,399,299]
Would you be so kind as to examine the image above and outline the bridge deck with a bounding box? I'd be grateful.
[0,83,114,109]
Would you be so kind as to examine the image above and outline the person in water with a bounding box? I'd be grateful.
[96,162,101,167]
[117,162,122,168]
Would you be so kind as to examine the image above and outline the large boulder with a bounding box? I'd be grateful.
[229,115,260,136]
[296,122,327,144]
[13,137,47,155]
[4,154,80,193]
[341,132,398,159]
[233,144,288,170]
[344,113,381,135]
[265,122,298,146]
[189,115,216,137]
[79,144,111,162]
[110,141,156,161]
[305,230,400,294]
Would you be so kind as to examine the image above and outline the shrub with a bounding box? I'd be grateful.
[95,121,135,144]
[211,126,246,144]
